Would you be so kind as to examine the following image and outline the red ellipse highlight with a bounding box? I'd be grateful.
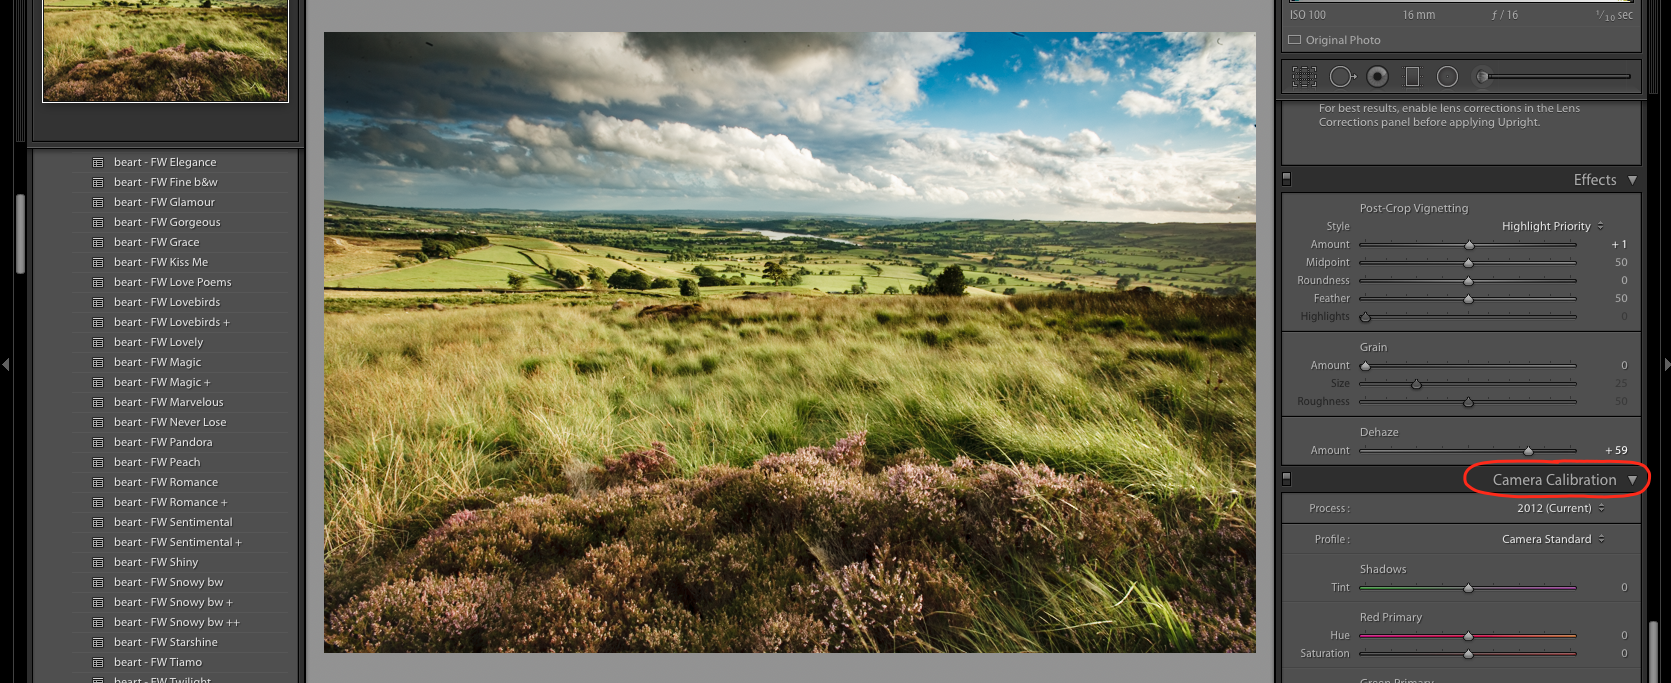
[1463,459,1650,499]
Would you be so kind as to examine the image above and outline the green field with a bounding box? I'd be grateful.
[323,201,1257,653]
[43,0,286,101]
[325,202,1254,297]
[331,236,698,291]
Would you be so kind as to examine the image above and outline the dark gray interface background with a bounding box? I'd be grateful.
[16,0,1281,680]
[30,149,301,682]
[1275,5,1651,682]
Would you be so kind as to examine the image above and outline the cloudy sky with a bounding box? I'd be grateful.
[324,32,1255,222]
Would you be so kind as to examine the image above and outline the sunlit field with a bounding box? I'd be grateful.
[323,291,1256,652]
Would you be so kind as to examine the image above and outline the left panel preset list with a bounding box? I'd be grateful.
[30,149,302,683]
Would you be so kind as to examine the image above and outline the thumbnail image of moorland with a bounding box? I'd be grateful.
[323,200,1256,653]
[43,0,286,101]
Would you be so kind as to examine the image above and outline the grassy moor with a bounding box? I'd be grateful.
[43,0,286,101]
[322,205,1257,652]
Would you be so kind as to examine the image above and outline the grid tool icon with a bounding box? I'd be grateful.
[92,497,104,508]
[93,417,104,428]
[92,157,104,168]
[92,575,104,586]
[92,177,104,188]
[92,457,104,468]
[92,557,104,568]
[92,396,105,408]
[92,377,105,389]
[92,658,104,668]
[92,257,104,268]
[91,536,104,547]
[92,637,104,648]
[92,617,104,628]
[93,278,104,287]
[92,318,104,328]
[93,337,105,348]
[92,478,104,489]
[92,597,104,608]
[92,197,104,208]
[92,438,104,448]
[93,217,104,228]
[92,297,104,308]
[92,236,104,247]
[92,357,104,369]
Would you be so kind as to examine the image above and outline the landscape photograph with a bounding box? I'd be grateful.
[322,31,1257,653]
[43,0,287,101]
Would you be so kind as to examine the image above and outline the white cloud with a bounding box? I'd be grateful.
[335,115,1255,220]
[1118,90,1178,116]
[921,184,971,204]
[879,68,923,105]
[1017,99,1029,109]
[999,129,1113,158]
[377,32,969,127]
[786,98,824,123]
[857,165,918,197]
[1145,32,1256,127]
[490,113,906,196]
[577,112,879,193]
[504,116,575,149]
[500,116,591,176]
[1039,35,1117,86]
[515,114,1255,215]
[1086,33,1121,51]
[965,73,999,93]
[879,126,1254,216]
[1044,54,1109,85]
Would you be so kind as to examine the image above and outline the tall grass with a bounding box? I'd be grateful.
[953,564,1195,652]
[324,293,1255,561]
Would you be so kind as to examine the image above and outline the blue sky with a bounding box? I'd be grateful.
[914,33,1241,149]
[324,32,1255,221]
